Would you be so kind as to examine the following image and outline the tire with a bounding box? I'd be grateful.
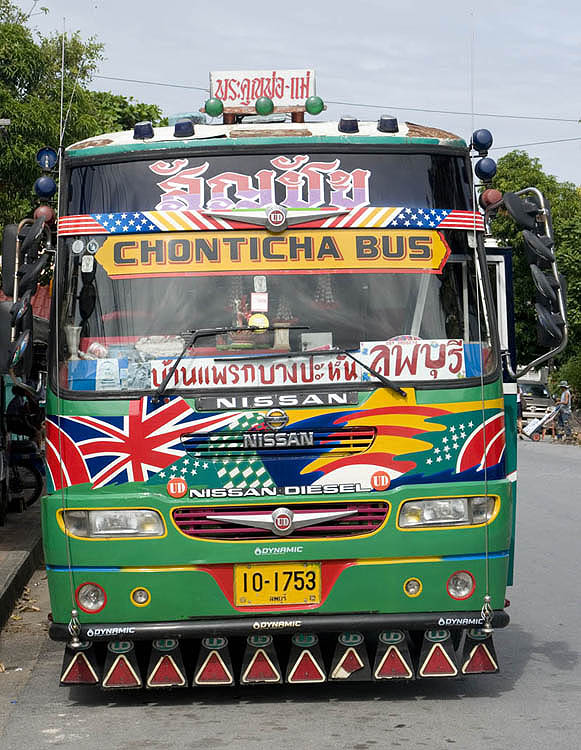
[10,463,43,508]
[532,432,541,442]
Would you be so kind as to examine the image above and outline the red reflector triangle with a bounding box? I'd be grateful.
[288,650,326,683]
[103,655,141,688]
[195,651,233,685]
[375,646,413,679]
[148,655,186,687]
[331,647,364,679]
[61,652,99,684]
[420,644,457,677]
[463,643,498,674]
[242,649,280,683]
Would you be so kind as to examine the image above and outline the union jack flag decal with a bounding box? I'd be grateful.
[46,396,238,490]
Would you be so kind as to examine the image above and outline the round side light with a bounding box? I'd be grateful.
[474,157,497,181]
[33,176,57,199]
[446,570,475,600]
[34,204,56,224]
[255,96,274,116]
[471,128,493,153]
[205,97,224,117]
[75,582,107,613]
[130,587,151,607]
[305,96,324,115]
[403,577,422,597]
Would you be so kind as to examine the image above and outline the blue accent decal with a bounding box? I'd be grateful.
[46,565,121,572]
[441,550,509,562]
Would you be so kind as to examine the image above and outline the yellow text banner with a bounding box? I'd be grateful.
[95,229,451,278]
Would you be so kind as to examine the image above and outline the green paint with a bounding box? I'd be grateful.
[66,134,467,160]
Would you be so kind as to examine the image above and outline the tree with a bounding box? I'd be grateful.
[0,0,166,227]
[490,150,581,384]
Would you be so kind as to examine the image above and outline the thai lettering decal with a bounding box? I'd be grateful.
[148,155,371,211]
[147,340,466,391]
[92,229,451,278]
[210,69,315,112]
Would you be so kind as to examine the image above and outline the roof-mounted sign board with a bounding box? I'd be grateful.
[208,69,316,114]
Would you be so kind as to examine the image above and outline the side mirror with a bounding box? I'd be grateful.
[17,252,50,296]
[0,301,11,373]
[9,329,31,370]
[535,302,564,347]
[9,290,32,326]
[19,216,46,255]
[503,192,539,230]
[530,265,557,304]
[522,229,555,267]
[1,224,18,296]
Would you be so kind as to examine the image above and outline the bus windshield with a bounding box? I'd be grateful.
[56,150,496,395]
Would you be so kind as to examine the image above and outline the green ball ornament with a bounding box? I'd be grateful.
[255,97,274,116]
[305,96,324,115]
[205,97,224,117]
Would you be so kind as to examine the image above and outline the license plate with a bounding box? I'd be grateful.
[234,562,321,606]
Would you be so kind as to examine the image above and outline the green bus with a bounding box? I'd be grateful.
[2,70,566,688]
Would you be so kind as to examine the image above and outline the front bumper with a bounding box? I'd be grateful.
[49,608,509,641]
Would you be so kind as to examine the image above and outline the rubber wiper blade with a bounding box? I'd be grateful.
[153,325,309,401]
[326,347,406,397]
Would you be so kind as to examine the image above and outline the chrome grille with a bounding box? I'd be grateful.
[172,501,389,540]
[180,426,375,458]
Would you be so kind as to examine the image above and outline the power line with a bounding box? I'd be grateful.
[326,99,580,124]
[491,137,581,150]
[93,74,209,92]
[92,74,580,125]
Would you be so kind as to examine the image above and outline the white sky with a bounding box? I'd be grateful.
[18,0,581,185]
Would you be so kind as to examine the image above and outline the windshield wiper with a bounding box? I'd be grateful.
[216,347,406,397]
[153,325,309,401]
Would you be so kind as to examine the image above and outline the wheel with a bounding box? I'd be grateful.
[532,432,541,442]
[10,463,43,508]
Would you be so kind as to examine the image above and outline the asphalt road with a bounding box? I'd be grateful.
[0,440,580,750]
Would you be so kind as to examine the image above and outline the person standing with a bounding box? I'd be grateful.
[557,380,572,440]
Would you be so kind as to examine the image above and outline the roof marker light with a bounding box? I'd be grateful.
[173,118,195,138]
[377,115,398,133]
[133,121,154,139]
[338,115,359,133]
[205,97,224,117]
[305,96,324,115]
[255,96,274,116]
[33,175,57,199]
[471,128,493,154]
[475,157,497,181]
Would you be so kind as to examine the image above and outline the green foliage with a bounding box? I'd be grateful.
[0,0,166,228]
[490,150,581,367]
[552,353,581,400]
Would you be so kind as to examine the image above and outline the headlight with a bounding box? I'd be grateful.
[399,497,495,528]
[63,509,164,538]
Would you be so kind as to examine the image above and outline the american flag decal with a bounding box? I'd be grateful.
[57,207,485,236]
[45,396,240,490]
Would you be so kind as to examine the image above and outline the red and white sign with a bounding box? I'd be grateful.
[167,477,188,498]
[210,69,315,112]
[371,471,391,491]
